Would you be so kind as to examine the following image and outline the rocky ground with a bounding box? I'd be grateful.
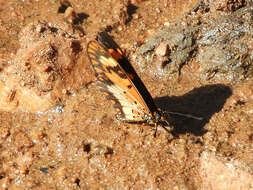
[0,0,252,189]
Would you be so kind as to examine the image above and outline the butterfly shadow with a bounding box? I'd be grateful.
[155,84,232,137]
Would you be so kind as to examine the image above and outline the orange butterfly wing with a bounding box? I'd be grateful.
[87,40,157,122]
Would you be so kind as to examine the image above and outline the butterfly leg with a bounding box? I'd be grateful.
[153,123,158,137]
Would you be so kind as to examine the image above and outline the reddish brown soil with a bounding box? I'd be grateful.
[0,0,252,189]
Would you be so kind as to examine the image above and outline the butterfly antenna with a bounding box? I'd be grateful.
[167,111,203,120]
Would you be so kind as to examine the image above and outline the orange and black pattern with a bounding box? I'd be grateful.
[87,32,170,127]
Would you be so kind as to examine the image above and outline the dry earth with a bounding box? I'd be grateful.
[0,0,252,189]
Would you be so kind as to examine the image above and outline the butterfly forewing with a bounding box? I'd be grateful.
[87,41,154,122]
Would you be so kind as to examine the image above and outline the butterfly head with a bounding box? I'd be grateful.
[147,110,171,126]
[145,110,172,137]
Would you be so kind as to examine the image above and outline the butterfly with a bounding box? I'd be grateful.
[87,32,172,135]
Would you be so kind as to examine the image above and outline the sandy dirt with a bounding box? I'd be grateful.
[0,0,252,189]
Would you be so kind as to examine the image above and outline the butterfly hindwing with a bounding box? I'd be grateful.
[87,40,156,122]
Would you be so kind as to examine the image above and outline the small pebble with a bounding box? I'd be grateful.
[40,167,49,174]
[155,42,169,56]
